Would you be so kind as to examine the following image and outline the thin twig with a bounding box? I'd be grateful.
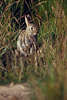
[33,0,47,8]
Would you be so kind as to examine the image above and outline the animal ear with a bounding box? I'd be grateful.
[25,16,29,27]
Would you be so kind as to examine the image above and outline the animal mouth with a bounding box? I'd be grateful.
[33,33,37,36]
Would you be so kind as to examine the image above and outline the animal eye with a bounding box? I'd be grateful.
[31,27,33,30]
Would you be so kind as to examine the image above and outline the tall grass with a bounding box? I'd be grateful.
[0,1,67,98]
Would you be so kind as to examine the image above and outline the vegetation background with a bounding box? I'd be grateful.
[0,0,67,100]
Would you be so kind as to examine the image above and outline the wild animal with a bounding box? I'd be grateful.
[16,16,38,80]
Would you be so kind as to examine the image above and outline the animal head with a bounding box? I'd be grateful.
[25,16,37,36]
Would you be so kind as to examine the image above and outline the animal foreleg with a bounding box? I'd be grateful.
[19,57,24,80]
